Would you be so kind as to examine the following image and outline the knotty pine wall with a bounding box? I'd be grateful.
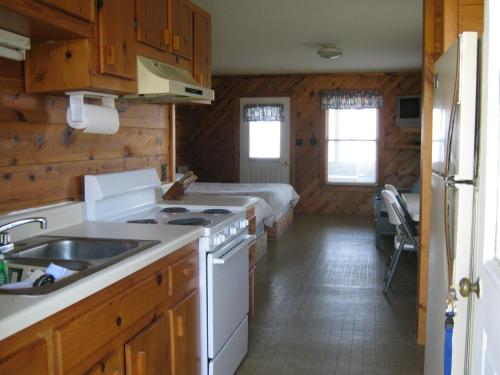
[0,58,171,214]
[177,72,421,216]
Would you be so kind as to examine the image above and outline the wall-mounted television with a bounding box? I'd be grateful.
[396,95,421,127]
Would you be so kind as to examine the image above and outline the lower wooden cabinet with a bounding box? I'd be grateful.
[125,315,171,375]
[0,241,199,375]
[169,290,199,375]
[86,349,125,375]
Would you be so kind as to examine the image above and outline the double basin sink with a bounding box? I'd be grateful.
[2,236,159,295]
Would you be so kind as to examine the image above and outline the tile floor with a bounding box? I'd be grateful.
[236,214,424,375]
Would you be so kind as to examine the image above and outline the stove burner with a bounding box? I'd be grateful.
[202,208,232,215]
[127,219,159,224]
[168,218,212,226]
[161,207,189,214]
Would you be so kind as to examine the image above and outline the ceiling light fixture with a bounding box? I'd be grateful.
[317,44,343,60]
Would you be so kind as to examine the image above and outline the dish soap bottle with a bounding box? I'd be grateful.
[0,254,7,286]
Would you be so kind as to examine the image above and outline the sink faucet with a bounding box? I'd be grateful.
[0,217,48,254]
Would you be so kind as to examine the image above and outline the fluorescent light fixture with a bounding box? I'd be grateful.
[0,28,30,61]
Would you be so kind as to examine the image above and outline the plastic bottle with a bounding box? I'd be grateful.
[0,254,7,286]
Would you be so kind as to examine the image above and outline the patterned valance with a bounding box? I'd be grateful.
[320,89,384,110]
[243,104,285,122]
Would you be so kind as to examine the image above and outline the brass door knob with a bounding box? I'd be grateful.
[459,277,480,298]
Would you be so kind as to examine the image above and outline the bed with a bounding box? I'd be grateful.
[183,181,300,239]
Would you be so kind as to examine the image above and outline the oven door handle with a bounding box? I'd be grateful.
[212,235,255,265]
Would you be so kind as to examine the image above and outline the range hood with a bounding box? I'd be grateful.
[122,56,214,104]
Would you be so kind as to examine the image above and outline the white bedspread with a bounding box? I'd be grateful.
[185,182,300,227]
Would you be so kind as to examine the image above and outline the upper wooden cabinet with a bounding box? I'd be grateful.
[193,8,211,88]
[36,0,95,22]
[135,0,170,52]
[98,0,137,80]
[171,0,194,61]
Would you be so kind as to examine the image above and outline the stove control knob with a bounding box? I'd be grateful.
[213,236,221,245]
[230,227,237,235]
[219,234,226,243]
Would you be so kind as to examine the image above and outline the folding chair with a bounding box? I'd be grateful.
[381,189,419,294]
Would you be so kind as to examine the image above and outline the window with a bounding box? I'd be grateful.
[249,121,280,158]
[326,108,378,184]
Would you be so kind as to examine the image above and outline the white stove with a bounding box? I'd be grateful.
[84,168,250,375]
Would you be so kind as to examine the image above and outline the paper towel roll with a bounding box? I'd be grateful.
[66,104,119,135]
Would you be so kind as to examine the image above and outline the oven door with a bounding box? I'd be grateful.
[207,234,252,359]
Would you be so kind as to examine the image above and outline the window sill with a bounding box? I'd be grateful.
[320,183,377,193]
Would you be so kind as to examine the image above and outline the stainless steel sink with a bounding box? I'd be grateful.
[1,236,160,295]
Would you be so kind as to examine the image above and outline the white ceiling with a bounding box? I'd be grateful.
[191,0,423,75]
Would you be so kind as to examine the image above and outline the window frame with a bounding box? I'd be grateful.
[322,108,380,186]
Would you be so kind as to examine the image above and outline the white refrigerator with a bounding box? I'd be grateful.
[424,32,479,375]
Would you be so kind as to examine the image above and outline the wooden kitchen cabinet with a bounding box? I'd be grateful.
[125,315,171,375]
[193,7,211,88]
[135,0,170,52]
[169,290,200,375]
[98,0,137,80]
[25,0,138,93]
[0,339,50,374]
[37,0,95,22]
[170,0,194,61]
[0,241,199,375]
[86,349,124,375]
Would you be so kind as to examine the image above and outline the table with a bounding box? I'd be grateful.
[402,193,420,222]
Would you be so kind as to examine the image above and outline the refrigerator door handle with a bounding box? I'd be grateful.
[444,175,475,188]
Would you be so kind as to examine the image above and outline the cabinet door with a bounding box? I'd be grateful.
[98,0,137,79]
[125,314,171,375]
[193,10,211,88]
[135,0,169,51]
[171,0,193,60]
[169,290,199,375]
[0,339,49,375]
[37,0,94,21]
[86,349,124,375]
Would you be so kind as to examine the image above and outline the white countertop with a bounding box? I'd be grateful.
[0,221,203,340]
[161,194,261,210]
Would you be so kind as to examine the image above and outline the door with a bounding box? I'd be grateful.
[125,314,171,375]
[98,0,137,79]
[470,1,500,373]
[135,0,169,51]
[193,9,211,88]
[425,32,479,375]
[170,0,193,60]
[169,290,200,375]
[239,97,291,183]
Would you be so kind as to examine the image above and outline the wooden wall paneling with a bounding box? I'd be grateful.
[0,58,171,214]
[177,72,422,216]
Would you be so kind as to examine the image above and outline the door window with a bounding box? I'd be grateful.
[249,121,281,159]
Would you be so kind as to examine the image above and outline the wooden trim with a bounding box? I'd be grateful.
[443,0,459,52]
[213,71,421,80]
[418,0,437,346]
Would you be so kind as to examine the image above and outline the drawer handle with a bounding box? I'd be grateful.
[156,274,163,285]
[182,267,191,277]
[163,29,170,46]
[116,316,122,327]
[173,34,181,50]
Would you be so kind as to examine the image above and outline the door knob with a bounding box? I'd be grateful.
[459,277,480,298]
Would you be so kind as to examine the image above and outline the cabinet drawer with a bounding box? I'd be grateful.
[54,268,168,373]
[248,241,256,270]
[168,250,198,302]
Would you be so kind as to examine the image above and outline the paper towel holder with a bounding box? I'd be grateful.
[65,91,119,132]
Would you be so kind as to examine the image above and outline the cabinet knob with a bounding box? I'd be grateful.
[116,316,122,327]
[156,274,163,285]
[182,267,191,277]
